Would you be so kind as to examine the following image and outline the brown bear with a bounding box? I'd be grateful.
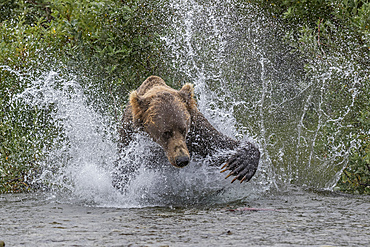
[118,75,260,184]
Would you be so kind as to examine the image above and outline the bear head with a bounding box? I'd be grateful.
[129,82,196,168]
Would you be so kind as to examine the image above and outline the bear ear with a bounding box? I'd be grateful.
[179,83,196,108]
[129,90,148,122]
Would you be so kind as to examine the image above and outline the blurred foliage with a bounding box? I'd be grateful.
[0,0,172,193]
[337,85,370,194]
[252,0,370,194]
[252,0,370,64]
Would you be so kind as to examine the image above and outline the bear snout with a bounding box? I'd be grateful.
[175,155,190,168]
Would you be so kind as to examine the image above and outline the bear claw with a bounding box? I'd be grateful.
[221,162,229,170]
[220,166,229,173]
[225,172,234,179]
[220,146,259,183]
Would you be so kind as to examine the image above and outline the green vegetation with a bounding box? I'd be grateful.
[1,0,369,194]
[252,0,370,194]
[0,0,171,193]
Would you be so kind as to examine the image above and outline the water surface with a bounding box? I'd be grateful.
[1,188,369,246]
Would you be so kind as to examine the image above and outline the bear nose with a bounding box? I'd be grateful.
[175,156,190,168]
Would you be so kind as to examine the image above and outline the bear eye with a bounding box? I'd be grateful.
[163,131,173,139]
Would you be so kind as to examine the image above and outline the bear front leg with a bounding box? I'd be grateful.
[220,143,260,183]
[118,105,136,149]
[187,108,260,183]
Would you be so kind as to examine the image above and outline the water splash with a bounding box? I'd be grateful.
[7,67,263,208]
[161,0,362,189]
[12,70,118,204]
[4,0,362,207]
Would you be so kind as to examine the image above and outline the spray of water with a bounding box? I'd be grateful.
[161,0,362,190]
[4,0,363,207]
[6,67,262,208]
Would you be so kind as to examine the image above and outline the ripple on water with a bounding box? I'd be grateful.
[1,189,369,246]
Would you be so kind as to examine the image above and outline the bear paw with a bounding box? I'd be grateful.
[220,145,260,183]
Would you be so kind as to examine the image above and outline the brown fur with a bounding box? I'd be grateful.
[118,75,260,183]
[130,76,196,128]
[127,76,195,167]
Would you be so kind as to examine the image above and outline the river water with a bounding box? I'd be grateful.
[1,188,369,246]
[2,0,369,246]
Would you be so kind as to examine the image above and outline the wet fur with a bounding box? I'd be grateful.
[117,75,260,187]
